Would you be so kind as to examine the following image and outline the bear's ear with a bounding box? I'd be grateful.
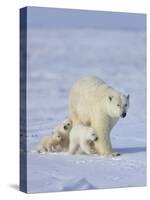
[127,94,130,100]
[109,96,113,101]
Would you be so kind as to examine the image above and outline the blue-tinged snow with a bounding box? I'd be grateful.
[26,28,146,193]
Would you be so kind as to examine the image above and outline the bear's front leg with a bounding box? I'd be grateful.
[69,142,78,154]
[80,141,93,155]
[92,119,113,157]
[94,130,120,157]
[94,133,113,157]
[46,144,52,152]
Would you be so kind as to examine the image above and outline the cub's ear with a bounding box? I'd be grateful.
[109,96,113,101]
[127,94,130,100]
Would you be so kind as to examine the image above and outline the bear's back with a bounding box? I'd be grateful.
[74,76,105,90]
[70,76,104,99]
[69,76,109,107]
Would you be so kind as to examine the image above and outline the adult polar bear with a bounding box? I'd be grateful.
[69,76,130,157]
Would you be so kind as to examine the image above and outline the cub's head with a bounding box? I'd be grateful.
[52,132,62,142]
[87,128,98,142]
[60,118,72,134]
[107,93,130,118]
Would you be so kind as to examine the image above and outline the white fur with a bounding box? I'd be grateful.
[69,76,130,157]
[69,124,97,155]
[37,132,63,153]
[37,118,72,153]
[53,118,72,151]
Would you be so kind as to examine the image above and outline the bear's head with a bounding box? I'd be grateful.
[87,128,98,142]
[63,118,72,131]
[106,93,130,118]
[52,132,63,143]
[58,118,72,134]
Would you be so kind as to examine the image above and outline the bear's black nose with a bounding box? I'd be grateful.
[64,125,68,130]
[121,112,126,118]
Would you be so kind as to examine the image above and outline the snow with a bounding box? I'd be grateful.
[25,28,146,193]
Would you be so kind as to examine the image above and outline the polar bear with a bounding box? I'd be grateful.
[69,76,130,157]
[69,124,98,154]
[53,118,72,151]
[37,132,63,153]
[37,118,72,153]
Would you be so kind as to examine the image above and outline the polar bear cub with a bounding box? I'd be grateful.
[53,118,72,151]
[37,118,72,153]
[37,132,63,153]
[69,124,98,155]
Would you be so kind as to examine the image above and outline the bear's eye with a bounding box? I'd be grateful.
[57,135,60,138]
[117,104,120,107]
[67,123,70,126]
[124,104,127,107]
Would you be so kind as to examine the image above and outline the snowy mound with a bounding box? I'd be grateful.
[63,178,96,191]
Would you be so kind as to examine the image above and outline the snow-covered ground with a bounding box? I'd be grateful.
[25,28,146,193]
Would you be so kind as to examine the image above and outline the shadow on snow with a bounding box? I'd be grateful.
[114,146,146,154]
